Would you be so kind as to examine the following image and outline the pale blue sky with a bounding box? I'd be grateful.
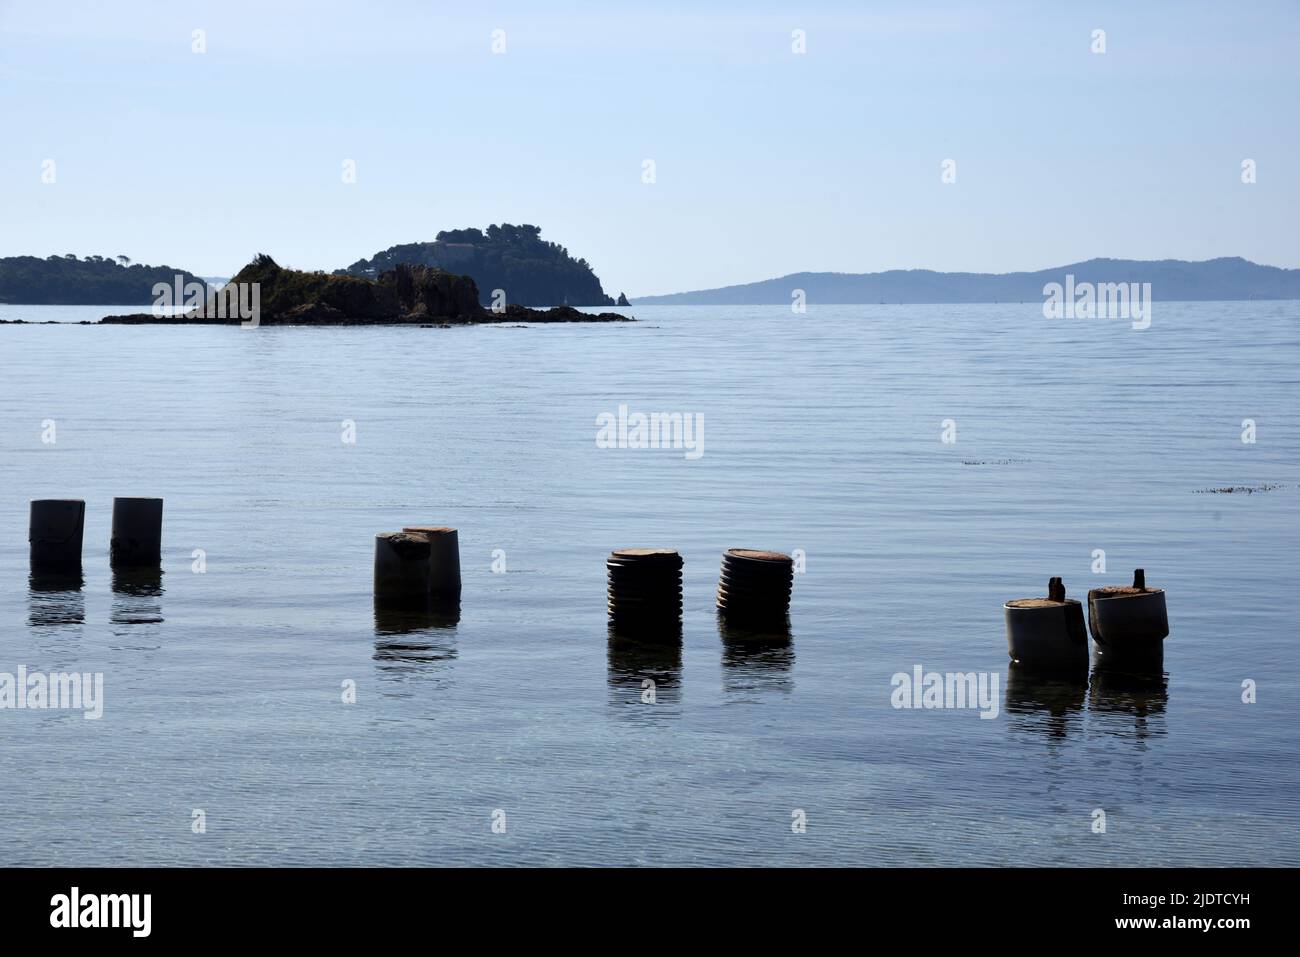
[1,0,1296,295]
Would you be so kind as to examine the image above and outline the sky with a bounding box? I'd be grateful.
[1,0,1297,296]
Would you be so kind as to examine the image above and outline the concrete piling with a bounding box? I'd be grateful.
[29,499,85,569]
[1003,577,1089,670]
[1088,568,1168,666]
[401,526,461,598]
[110,497,164,566]
[373,532,433,601]
[716,549,794,624]
[607,548,684,636]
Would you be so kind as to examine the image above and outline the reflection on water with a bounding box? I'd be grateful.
[1004,659,1169,742]
[1005,662,1087,740]
[374,597,461,635]
[373,597,460,686]
[28,569,85,627]
[718,614,794,699]
[110,567,165,625]
[1093,642,1164,674]
[1088,665,1169,740]
[607,624,682,710]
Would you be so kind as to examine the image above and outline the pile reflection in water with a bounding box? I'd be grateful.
[1004,659,1169,742]
[718,613,794,698]
[1088,665,1169,740]
[373,596,460,685]
[1004,662,1088,739]
[28,569,85,627]
[607,622,683,710]
[110,566,165,625]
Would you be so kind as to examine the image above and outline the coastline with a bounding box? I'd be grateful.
[95,304,631,326]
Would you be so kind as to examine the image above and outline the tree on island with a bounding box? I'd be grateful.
[341,224,617,307]
[0,254,207,305]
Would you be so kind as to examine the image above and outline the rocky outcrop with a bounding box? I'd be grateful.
[100,255,629,325]
[387,262,481,319]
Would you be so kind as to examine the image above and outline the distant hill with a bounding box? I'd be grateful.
[0,254,206,304]
[340,224,618,306]
[632,258,1300,305]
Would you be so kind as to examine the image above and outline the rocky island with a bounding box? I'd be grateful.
[100,254,629,326]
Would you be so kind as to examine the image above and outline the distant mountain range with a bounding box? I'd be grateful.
[632,258,1300,305]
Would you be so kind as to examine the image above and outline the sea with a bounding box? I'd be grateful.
[0,300,1296,865]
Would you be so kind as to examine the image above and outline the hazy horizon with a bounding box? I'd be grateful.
[2,1,1297,296]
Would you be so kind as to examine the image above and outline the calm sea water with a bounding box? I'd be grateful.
[0,301,1297,866]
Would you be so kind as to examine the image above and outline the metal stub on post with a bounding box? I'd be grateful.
[401,526,461,598]
[716,548,794,625]
[1133,568,1146,591]
[1004,577,1088,671]
[29,499,86,570]
[606,548,683,639]
[374,532,433,601]
[110,497,164,567]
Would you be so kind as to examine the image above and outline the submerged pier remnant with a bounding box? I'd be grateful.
[110,497,164,566]
[1003,577,1088,670]
[29,499,86,570]
[1088,568,1169,666]
[715,549,794,625]
[373,531,433,601]
[401,526,462,598]
[606,548,684,635]
[374,525,462,611]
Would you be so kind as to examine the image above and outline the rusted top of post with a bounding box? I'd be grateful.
[402,526,457,538]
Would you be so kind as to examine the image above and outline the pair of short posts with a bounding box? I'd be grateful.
[605,547,796,636]
[29,498,164,570]
[1004,569,1169,670]
[374,527,461,604]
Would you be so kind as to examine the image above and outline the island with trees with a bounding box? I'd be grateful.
[98,254,629,325]
[340,224,618,307]
[0,254,208,305]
